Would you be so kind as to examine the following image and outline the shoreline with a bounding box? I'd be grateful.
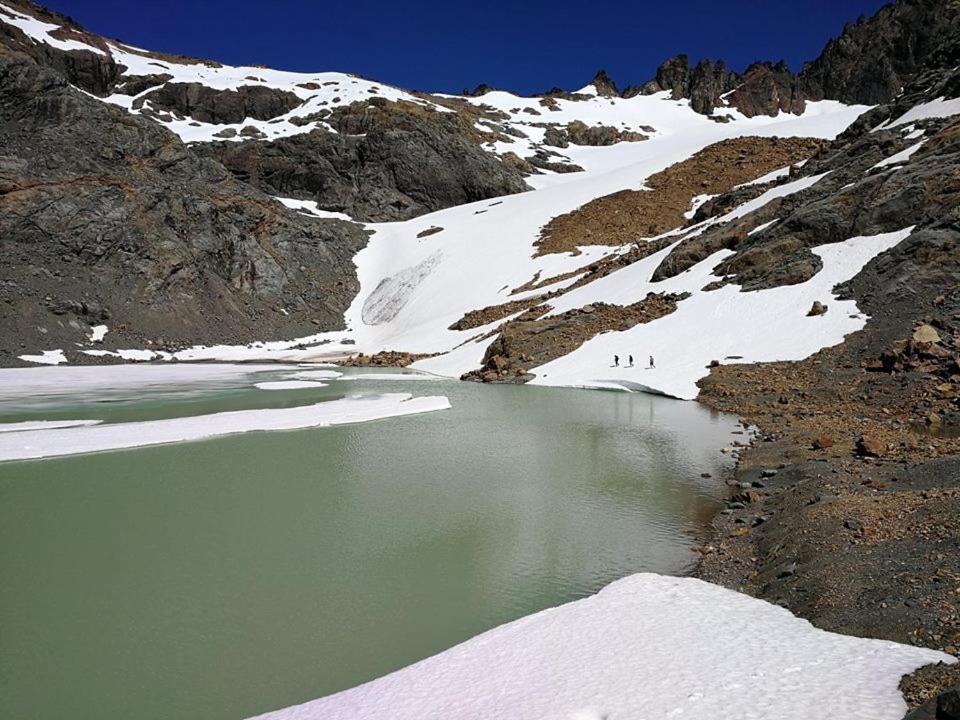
[691,338,960,715]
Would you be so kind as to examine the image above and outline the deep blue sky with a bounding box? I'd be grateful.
[44,0,890,95]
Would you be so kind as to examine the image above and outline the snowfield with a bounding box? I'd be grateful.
[249,573,952,720]
[66,95,882,399]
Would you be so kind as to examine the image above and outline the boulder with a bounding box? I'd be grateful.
[855,436,886,457]
[913,324,942,344]
[812,435,834,450]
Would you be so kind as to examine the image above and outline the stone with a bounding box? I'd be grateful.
[855,436,886,457]
[807,300,828,316]
[913,324,942,344]
[812,435,834,450]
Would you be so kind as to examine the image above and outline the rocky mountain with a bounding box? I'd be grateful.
[600,0,960,118]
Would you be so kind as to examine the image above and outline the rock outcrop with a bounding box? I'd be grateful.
[196,100,530,222]
[133,82,303,124]
[0,54,367,362]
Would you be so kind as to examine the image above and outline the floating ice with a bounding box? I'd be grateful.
[0,393,450,462]
[255,381,328,390]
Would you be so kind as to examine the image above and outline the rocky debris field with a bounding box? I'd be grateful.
[535,136,824,255]
[340,350,438,368]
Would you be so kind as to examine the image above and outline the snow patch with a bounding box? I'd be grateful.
[872,141,925,169]
[886,96,960,128]
[17,349,66,365]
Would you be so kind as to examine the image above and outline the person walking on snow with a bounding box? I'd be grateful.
[614,354,619,367]
[649,355,655,369]
[628,355,634,367]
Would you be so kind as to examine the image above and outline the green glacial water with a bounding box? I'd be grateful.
[0,365,739,720]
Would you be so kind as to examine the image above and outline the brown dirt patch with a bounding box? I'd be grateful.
[535,136,825,256]
[448,292,558,331]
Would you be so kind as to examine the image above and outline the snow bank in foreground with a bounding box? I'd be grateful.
[0,393,450,461]
[250,573,950,720]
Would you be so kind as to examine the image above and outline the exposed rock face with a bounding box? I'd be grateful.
[589,69,619,96]
[729,61,806,117]
[652,37,960,291]
[629,0,959,117]
[541,120,649,148]
[0,10,121,95]
[799,0,959,105]
[0,56,367,363]
[133,82,303,124]
[196,101,531,222]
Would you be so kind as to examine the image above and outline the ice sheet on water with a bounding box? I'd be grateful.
[0,393,450,462]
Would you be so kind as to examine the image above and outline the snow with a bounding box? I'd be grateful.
[749,219,779,236]
[276,197,355,221]
[249,573,951,720]
[0,419,102,433]
[17,349,67,365]
[872,141,925,169]
[0,2,107,55]
[254,381,328,390]
[0,393,450,462]
[97,102,868,385]
[885,96,960,128]
[88,324,108,342]
[526,228,914,399]
[17,0,878,401]
[734,163,792,188]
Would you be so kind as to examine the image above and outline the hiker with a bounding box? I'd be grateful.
[649,355,655,369]
[628,354,634,367]
[614,354,619,367]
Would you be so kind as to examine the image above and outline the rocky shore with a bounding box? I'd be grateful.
[693,289,960,715]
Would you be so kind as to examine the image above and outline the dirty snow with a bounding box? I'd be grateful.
[0,393,450,462]
[249,573,951,720]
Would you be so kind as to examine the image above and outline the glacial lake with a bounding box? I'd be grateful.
[0,364,739,720]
